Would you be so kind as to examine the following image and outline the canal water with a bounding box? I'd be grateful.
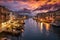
[0,18,60,40]
[23,18,60,40]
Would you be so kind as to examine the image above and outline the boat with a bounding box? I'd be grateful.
[51,24,60,28]
[51,21,60,28]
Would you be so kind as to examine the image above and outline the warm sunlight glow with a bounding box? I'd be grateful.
[0,0,60,10]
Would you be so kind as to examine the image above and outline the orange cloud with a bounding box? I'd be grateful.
[0,0,60,10]
[19,0,48,10]
[23,0,60,10]
[47,0,60,4]
[20,0,60,10]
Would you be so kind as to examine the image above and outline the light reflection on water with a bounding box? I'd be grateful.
[0,18,60,40]
[38,22,43,33]
[44,23,50,31]
[23,18,60,40]
[37,22,51,36]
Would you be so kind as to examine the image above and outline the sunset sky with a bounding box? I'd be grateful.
[0,0,60,11]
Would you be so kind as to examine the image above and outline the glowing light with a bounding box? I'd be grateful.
[44,23,50,31]
[40,22,43,31]
[38,22,43,33]
[1,13,24,31]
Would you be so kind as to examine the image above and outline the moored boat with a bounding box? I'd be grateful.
[51,21,60,28]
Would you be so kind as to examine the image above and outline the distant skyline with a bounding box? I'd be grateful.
[0,0,60,11]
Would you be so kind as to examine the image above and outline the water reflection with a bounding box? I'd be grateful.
[44,23,50,31]
[37,22,51,36]
[52,26,60,39]
[38,22,43,33]
[44,23,51,36]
